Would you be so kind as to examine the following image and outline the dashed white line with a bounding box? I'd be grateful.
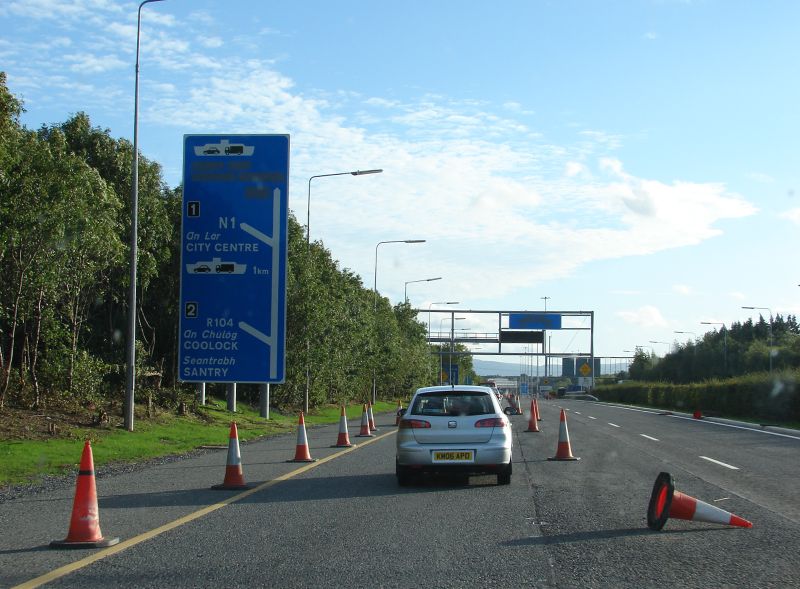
[574,411,582,415]
[640,434,659,442]
[608,422,621,428]
[587,416,597,420]
[700,456,740,470]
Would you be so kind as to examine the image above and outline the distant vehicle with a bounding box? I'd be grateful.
[215,263,235,273]
[193,264,211,273]
[557,387,567,398]
[396,385,513,486]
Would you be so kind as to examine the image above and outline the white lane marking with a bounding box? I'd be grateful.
[587,416,597,420]
[639,434,659,442]
[574,411,582,415]
[608,422,621,428]
[594,402,800,441]
[700,456,740,470]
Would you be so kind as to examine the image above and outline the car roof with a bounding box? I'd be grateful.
[413,385,494,395]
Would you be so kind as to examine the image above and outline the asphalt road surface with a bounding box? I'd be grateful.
[2,399,799,588]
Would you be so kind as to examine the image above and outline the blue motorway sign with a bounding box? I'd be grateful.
[448,364,459,385]
[509,313,562,330]
[179,135,289,383]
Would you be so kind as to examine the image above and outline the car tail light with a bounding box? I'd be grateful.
[399,419,431,429]
[475,418,507,428]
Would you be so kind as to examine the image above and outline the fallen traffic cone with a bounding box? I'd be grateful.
[547,409,580,461]
[395,401,404,426]
[534,397,542,421]
[368,402,379,432]
[693,410,703,419]
[51,440,120,548]
[525,400,540,432]
[647,472,752,530]
[357,403,374,437]
[288,412,316,462]
[331,405,354,448]
[212,422,249,490]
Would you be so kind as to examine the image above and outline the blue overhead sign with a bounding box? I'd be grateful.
[179,134,289,383]
[509,313,562,330]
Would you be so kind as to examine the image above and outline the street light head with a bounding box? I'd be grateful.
[427,277,442,282]
[351,169,383,175]
[404,239,426,243]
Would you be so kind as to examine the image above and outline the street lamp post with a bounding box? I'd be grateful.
[306,169,382,250]
[372,239,426,403]
[649,340,670,356]
[700,321,727,375]
[427,301,459,339]
[404,277,441,303]
[125,0,166,432]
[742,306,774,372]
[674,331,697,339]
[304,168,382,414]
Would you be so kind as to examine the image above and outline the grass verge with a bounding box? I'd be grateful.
[0,399,399,487]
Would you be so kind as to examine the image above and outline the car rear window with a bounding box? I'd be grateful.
[410,391,494,417]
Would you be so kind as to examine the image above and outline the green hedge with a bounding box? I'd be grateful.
[597,370,799,423]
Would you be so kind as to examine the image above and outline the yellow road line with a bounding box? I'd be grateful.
[13,429,397,589]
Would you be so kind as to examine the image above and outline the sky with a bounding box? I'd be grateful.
[2,0,799,373]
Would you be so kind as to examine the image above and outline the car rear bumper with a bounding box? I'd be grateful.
[396,444,511,468]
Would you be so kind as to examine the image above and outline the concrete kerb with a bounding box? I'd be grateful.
[590,401,800,438]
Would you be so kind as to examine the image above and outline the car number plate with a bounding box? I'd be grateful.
[432,450,474,462]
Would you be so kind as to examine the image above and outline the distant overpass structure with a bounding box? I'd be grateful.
[418,308,598,386]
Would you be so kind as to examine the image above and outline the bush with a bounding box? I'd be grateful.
[597,370,799,423]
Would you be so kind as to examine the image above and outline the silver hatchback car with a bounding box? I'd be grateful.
[396,385,513,486]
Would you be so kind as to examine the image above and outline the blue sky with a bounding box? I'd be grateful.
[2,0,799,371]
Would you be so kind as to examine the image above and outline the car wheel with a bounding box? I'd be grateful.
[396,462,412,487]
[497,462,512,485]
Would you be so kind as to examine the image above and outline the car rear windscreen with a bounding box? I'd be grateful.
[411,392,494,417]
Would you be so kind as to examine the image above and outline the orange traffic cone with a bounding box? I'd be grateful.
[395,401,403,426]
[288,412,316,462]
[331,405,353,448]
[547,409,580,461]
[525,400,540,432]
[357,403,374,437]
[534,398,542,421]
[212,422,248,490]
[368,402,379,432]
[647,472,752,530]
[51,440,120,548]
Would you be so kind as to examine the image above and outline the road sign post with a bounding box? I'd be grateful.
[179,135,289,383]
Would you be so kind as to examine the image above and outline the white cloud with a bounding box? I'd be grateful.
[64,52,126,73]
[565,161,585,177]
[643,32,658,40]
[672,284,692,296]
[746,172,775,183]
[779,208,800,225]
[616,306,669,328]
[200,36,224,48]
